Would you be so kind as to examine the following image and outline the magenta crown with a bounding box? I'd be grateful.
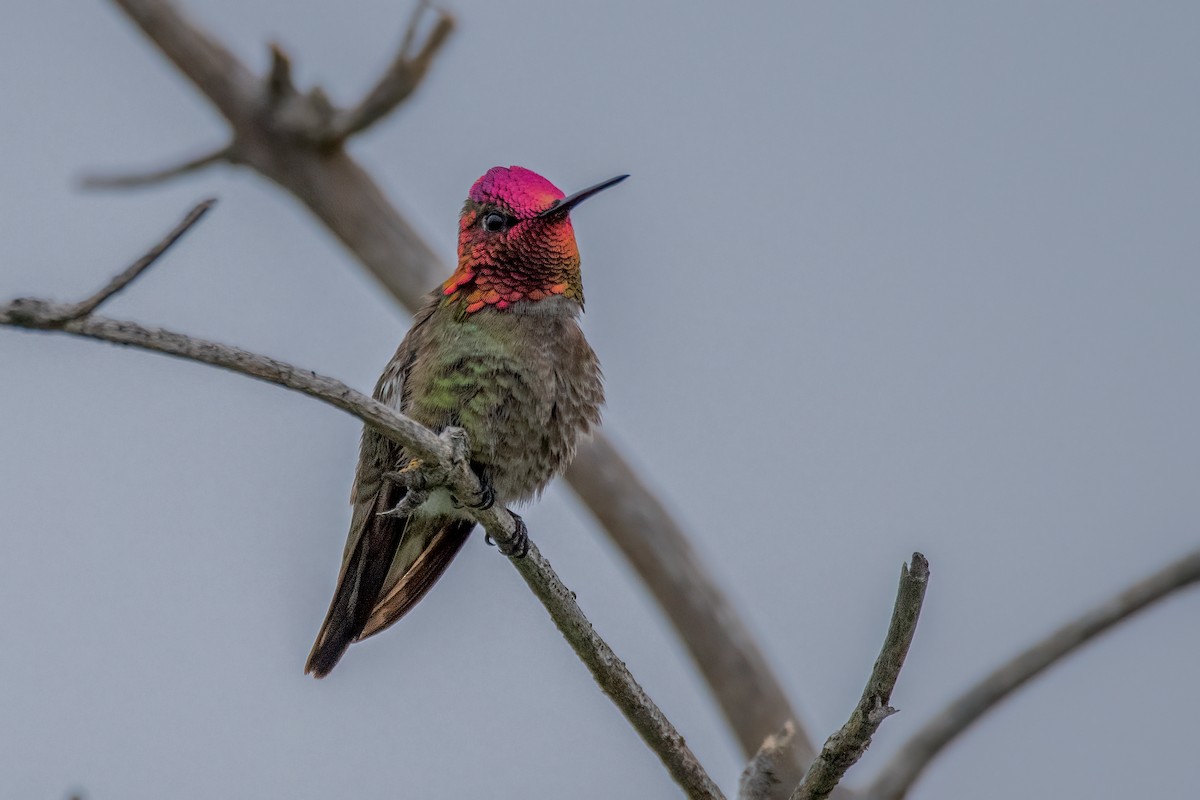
[469,166,566,218]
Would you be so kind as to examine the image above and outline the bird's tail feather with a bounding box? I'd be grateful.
[305,487,474,677]
[305,495,404,677]
[356,518,474,641]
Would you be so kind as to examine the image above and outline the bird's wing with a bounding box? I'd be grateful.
[306,297,468,677]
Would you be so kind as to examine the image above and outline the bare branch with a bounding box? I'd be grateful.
[0,211,724,800]
[98,0,814,770]
[867,547,1200,800]
[80,146,231,190]
[739,722,797,800]
[53,199,216,322]
[791,553,930,800]
[327,2,456,142]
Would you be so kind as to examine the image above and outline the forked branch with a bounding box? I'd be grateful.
[866,547,1200,800]
[327,1,456,143]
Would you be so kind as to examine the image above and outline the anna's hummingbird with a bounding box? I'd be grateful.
[306,166,626,677]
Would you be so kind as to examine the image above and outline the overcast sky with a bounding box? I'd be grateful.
[2,2,1198,798]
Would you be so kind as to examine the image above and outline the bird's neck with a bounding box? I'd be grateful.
[441,258,583,315]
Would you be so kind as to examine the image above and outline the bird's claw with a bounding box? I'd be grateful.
[484,512,529,559]
[451,477,495,511]
[379,488,428,518]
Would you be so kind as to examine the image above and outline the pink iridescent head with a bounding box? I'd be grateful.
[469,165,566,217]
[443,166,628,314]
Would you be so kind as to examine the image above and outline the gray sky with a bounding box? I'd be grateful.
[2,1,1198,798]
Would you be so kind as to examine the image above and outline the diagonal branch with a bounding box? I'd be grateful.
[0,206,724,800]
[791,553,930,800]
[95,0,815,772]
[866,547,1200,800]
[55,199,216,321]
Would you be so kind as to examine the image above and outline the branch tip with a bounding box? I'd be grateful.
[908,552,929,581]
[738,721,798,800]
[399,0,432,57]
[789,553,930,800]
[267,42,295,98]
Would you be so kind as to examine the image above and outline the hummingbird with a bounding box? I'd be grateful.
[305,166,626,677]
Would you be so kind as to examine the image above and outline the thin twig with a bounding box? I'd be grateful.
[327,3,455,142]
[790,553,930,800]
[54,199,216,322]
[398,0,429,56]
[97,0,815,771]
[0,213,724,800]
[739,722,797,800]
[80,147,231,190]
[867,547,1200,800]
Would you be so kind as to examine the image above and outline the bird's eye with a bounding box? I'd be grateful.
[482,212,509,233]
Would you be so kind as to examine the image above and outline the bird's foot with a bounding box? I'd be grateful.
[484,512,530,559]
[380,460,432,518]
[383,459,429,492]
[378,488,428,518]
[450,471,495,511]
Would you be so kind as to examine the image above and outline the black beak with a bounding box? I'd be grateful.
[538,174,629,219]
